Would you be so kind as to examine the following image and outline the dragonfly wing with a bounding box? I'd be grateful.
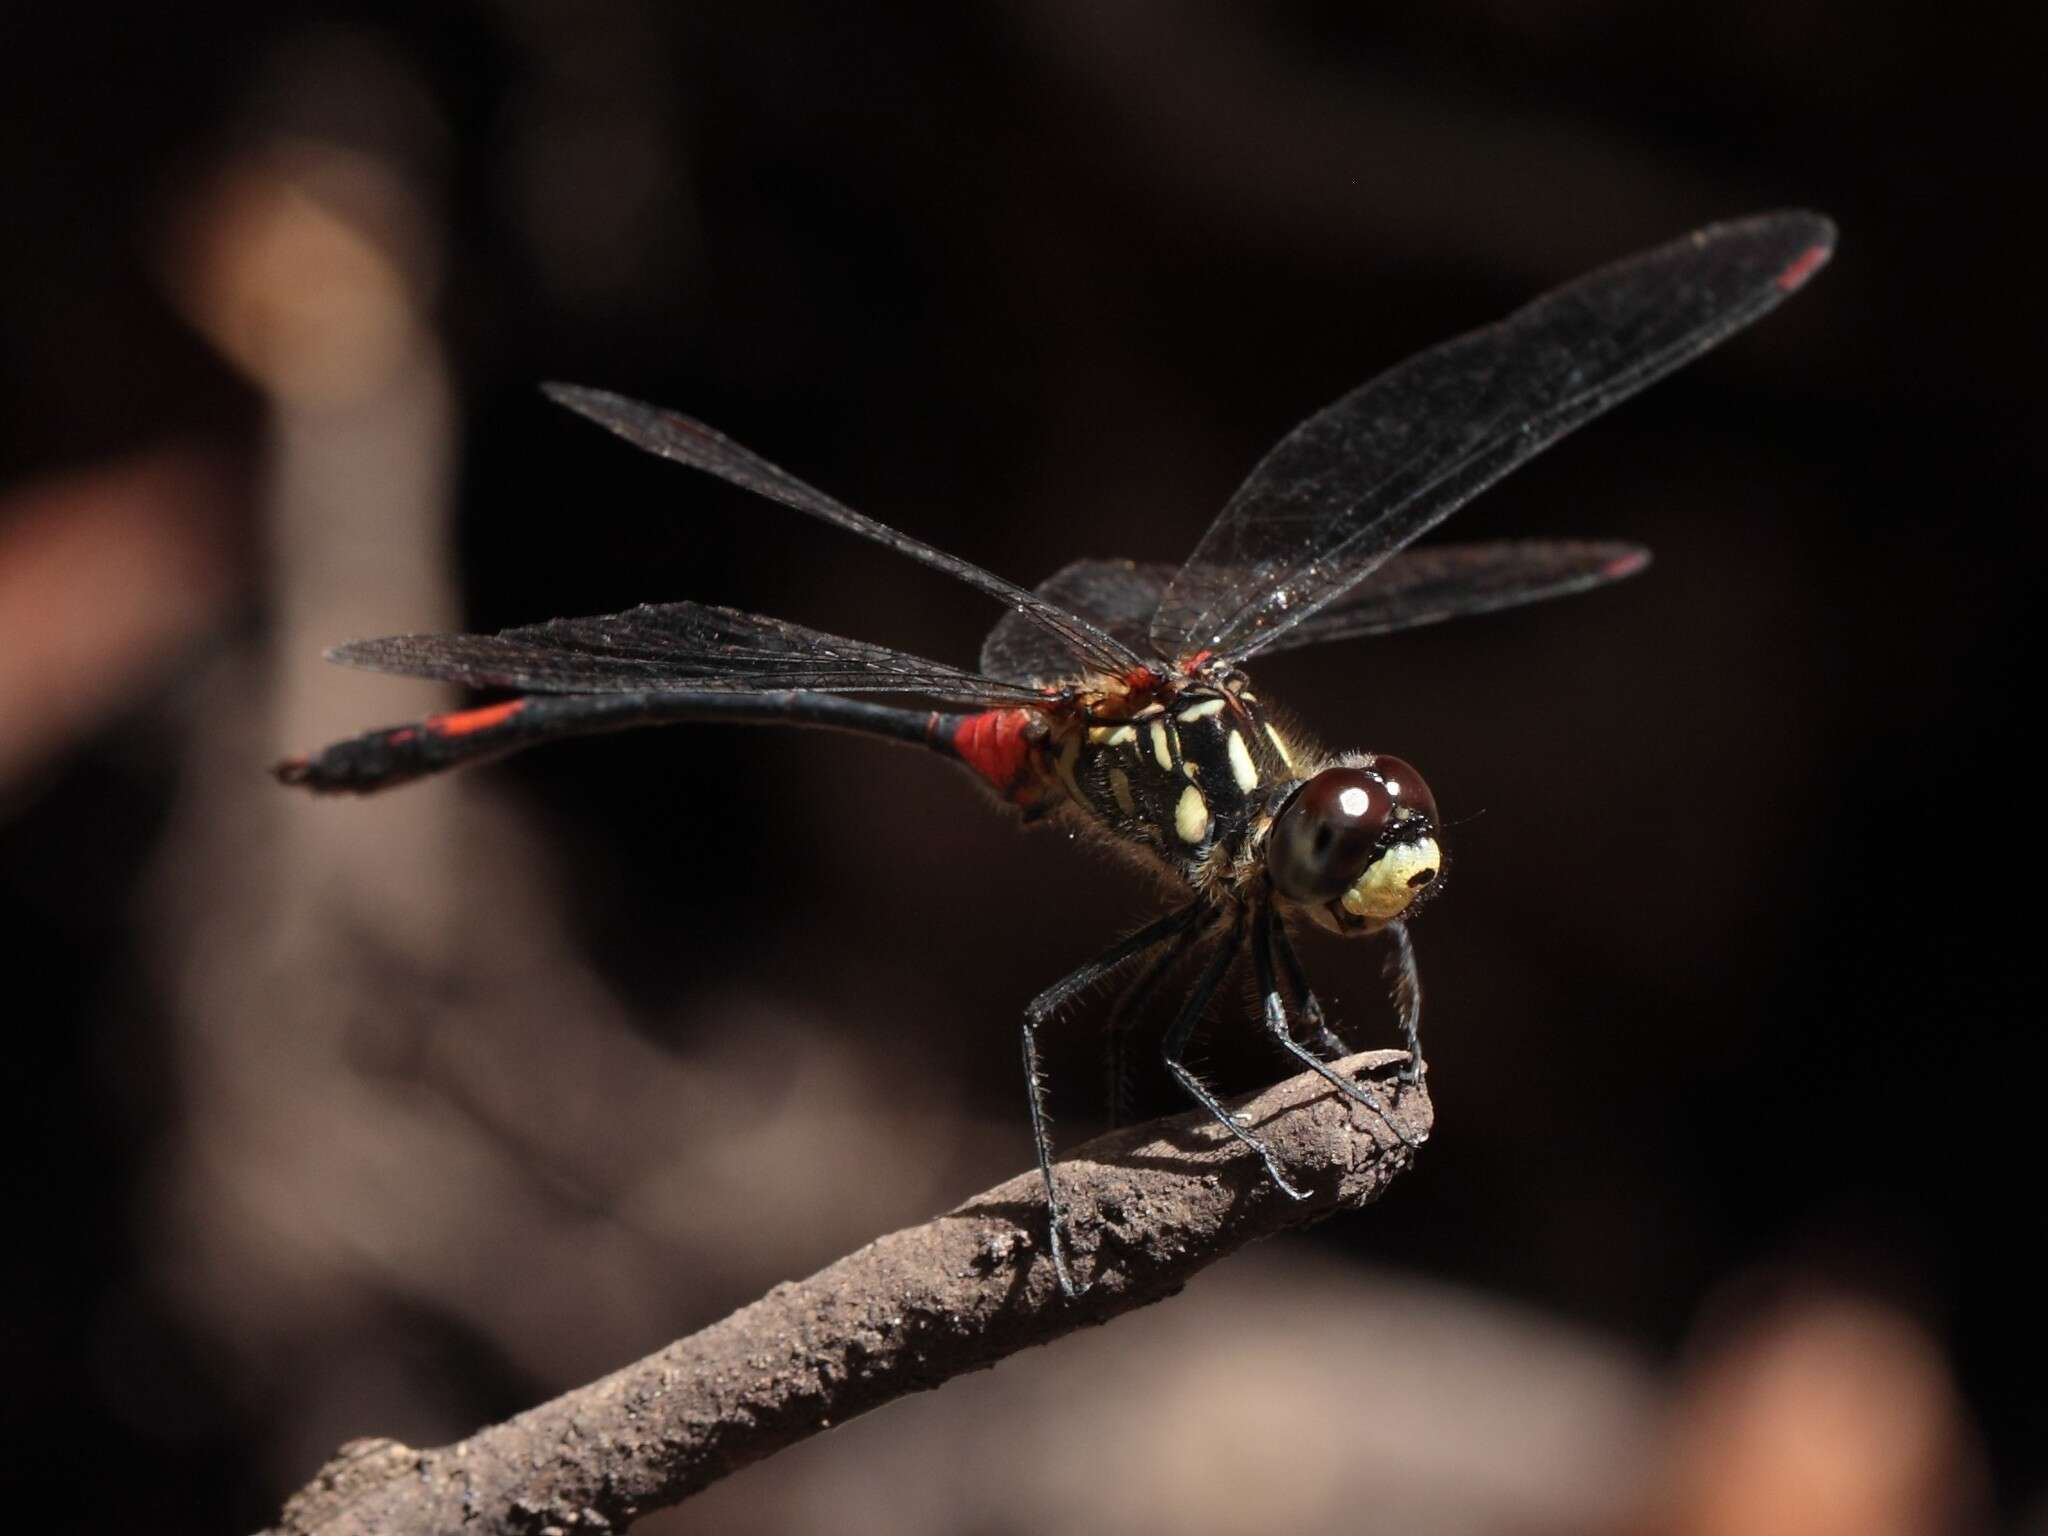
[331,600,1052,709]
[1252,539,1651,654]
[1150,211,1833,663]
[980,559,1177,683]
[545,385,1145,680]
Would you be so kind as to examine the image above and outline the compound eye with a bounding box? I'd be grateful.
[1268,768,1394,902]
[1369,755,1438,826]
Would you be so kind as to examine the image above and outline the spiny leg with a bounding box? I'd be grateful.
[1267,904,1347,1059]
[1384,918,1425,1086]
[1103,934,1189,1129]
[1253,902,1419,1150]
[1160,912,1311,1201]
[1023,902,1203,1298]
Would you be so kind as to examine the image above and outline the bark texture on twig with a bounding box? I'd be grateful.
[266,1050,1430,1536]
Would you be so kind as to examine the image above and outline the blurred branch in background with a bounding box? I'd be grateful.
[266,1052,1430,1536]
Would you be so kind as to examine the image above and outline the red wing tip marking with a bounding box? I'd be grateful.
[1602,547,1653,580]
[273,755,311,785]
[1775,242,1832,293]
[424,699,527,737]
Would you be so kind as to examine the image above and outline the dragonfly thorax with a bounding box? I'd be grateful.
[1040,674,1289,877]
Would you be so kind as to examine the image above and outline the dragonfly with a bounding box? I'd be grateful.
[279,211,1833,1296]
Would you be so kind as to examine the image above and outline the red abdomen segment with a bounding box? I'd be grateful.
[948,708,1042,804]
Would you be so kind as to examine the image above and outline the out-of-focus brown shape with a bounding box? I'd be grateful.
[163,139,440,409]
[1647,1291,1984,1536]
[0,450,242,788]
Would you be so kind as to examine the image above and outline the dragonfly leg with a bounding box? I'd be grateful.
[1022,902,1204,1298]
[1384,919,1425,1086]
[1160,912,1311,1201]
[1267,906,1347,1059]
[1254,902,1420,1151]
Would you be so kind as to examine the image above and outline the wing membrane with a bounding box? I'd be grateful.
[545,385,1145,679]
[983,540,1649,679]
[1260,539,1649,649]
[1151,211,1833,662]
[332,600,1051,708]
[980,558,1169,683]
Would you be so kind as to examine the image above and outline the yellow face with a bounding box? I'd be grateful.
[1338,834,1443,923]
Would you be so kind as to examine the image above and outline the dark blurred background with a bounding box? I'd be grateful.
[3,4,2040,1532]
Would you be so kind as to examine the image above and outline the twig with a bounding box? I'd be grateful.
[265,1050,1430,1536]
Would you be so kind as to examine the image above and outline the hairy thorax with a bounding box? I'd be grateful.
[1026,665,1318,900]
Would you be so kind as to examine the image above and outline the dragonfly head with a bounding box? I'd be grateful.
[1266,757,1442,935]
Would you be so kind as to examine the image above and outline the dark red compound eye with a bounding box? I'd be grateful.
[1268,767,1397,902]
[1368,754,1438,826]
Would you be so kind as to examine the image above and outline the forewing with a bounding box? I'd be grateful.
[545,385,1144,679]
[331,601,1051,709]
[1151,211,1833,662]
